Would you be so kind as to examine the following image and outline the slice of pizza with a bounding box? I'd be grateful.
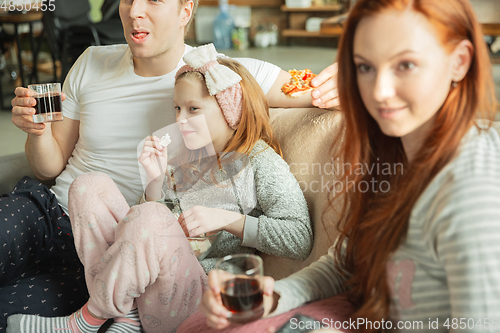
[281,69,317,98]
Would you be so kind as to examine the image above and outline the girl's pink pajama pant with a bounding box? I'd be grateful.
[68,172,207,333]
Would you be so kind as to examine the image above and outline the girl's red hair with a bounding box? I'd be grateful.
[330,0,496,329]
[173,58,281,190]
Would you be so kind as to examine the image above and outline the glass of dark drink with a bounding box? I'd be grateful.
[28,83,63,123]
[215,254,264,324]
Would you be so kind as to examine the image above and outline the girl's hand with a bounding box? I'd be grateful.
[199,270,276,329]
[178,206,244,237]
[138,135,168,184]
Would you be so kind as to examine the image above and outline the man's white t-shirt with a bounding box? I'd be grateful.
[51,44,281,214]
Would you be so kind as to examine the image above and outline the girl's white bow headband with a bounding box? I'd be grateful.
[175,44,243,129]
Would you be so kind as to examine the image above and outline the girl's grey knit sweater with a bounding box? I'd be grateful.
[163,140,313,273]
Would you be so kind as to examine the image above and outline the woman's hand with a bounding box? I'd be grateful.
[311,63,339,109]
[138,135,168,184]
[178,206,244,237]
[199,270,277,329]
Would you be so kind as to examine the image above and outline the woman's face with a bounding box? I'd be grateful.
[174,77,235,152]
[353,9,455,151]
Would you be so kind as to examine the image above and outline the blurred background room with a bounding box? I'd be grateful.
[1,0,499,157]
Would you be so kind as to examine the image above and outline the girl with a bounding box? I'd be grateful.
[7,44,312,333]
[192,0,500,332]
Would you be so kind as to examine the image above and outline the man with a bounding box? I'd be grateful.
[2,0,339,329]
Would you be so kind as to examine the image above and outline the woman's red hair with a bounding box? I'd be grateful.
[330,0,497,330]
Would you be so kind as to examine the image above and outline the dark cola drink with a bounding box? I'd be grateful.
[216,254,264,324]
[29,83,63,123]
[33,93,63,123]
[221,277,264,323]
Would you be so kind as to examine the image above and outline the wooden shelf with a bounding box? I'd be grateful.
[319,22,500,39]
[282,28,341,37]
[199,0,282,6]
[319,25,343,35]
[0,11,43,23]
[281,3,345,41]
[281,4,343,12]
[482,23,500,36]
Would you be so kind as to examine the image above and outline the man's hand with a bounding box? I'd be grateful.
[11,87,67,136]
[266,64,339,109]
[311,63,339,109]
[12,86,78,180]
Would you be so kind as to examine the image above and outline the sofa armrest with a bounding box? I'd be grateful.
[0,152,55,193]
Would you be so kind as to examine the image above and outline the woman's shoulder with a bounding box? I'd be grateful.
[427,125,500,203]
[412,126,500,233]
[420,127,500,245]
[451,125,500,180]
[414,126,500,215]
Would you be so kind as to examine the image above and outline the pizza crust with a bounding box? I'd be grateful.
[288,87,314,98]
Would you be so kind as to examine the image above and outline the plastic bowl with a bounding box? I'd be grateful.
[187,231,222,260]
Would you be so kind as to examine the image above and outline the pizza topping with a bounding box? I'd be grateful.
[281,69,317,98]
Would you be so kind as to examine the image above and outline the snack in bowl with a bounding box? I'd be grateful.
[281,69,317,98]
[187,231,221,260]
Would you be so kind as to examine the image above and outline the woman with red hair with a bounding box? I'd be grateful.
[190,0,500,332]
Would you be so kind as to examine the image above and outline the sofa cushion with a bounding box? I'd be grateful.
[262,108,344,280]
[1,113,498,281]
[0,152,54,194]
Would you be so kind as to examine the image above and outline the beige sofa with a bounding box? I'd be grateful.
[0,107,342,282]
[0,107,341,333]
[263,107,343,279]
[1,108,498,283]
